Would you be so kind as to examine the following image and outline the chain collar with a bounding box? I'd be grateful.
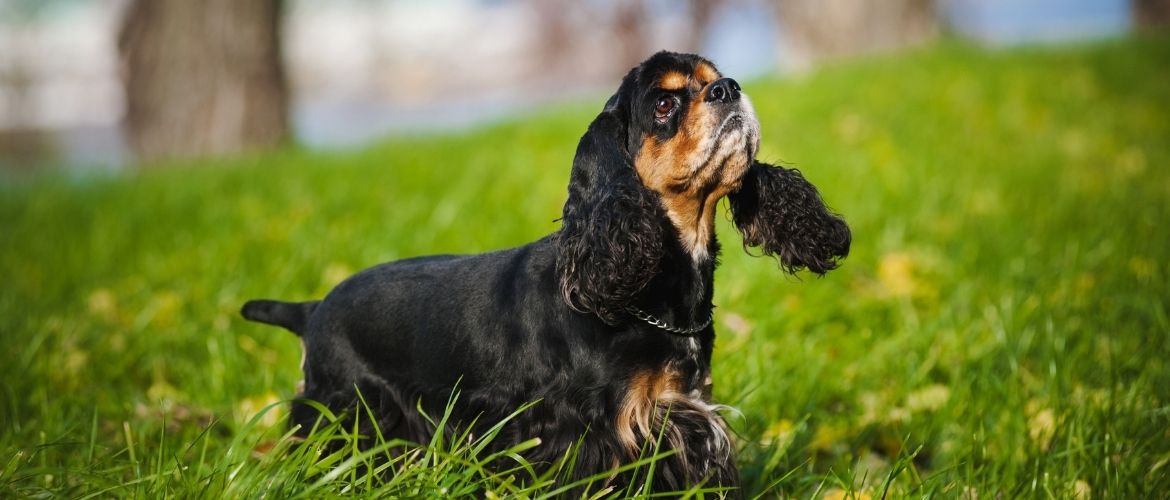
[625,305,713,336]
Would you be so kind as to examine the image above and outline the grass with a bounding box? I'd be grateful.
[2,35,1168,497]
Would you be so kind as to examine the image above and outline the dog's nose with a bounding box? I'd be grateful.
[706,78,741,103]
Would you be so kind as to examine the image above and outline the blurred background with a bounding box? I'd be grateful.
[0,0,1161,171]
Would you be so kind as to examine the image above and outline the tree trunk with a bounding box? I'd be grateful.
[773,0,937,70]
[685,0,726,53]
[613,1,650,74]
[118,0,288,164]
[1134,0,1170,31]
[532,0,577,81]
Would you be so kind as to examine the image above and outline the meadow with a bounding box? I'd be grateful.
[1,36,1167,498]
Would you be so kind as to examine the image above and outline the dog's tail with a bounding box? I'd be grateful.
[240,299,320,336]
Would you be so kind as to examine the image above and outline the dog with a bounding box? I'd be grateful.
[242,51,850,494]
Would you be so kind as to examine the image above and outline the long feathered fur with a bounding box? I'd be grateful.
[556,70,670,325]
[728,161,851,274]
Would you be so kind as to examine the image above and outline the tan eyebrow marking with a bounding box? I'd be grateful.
[659,71,688,91]
[695,63,719,85]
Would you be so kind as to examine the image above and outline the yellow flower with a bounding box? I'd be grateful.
[907,384,951,413]
[1128,257,1155,280]
[1027,407,1057,449]
[86,288,117,320]
[878,252,916,297]
[760,419,796,449]
[238,392,283,429]
[1071,479,1091,500]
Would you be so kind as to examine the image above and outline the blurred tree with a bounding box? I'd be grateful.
[527,0,656,81]
[533,0,577,80]
[0,0,73,168]
[684,0,727,53]
[0,2,39,130]
[1134,0,1170,30]
[771,0,937,70]
[118,0,288,164]
[613,1,650,72]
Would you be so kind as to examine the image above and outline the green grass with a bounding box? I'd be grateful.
[2,35,1169,498]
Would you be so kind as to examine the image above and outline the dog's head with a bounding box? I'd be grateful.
[624,52,761,223]
[557,52,850,324]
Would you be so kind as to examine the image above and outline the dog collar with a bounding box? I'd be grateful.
[626,305,713,336]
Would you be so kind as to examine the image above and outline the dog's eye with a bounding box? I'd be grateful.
[654,96,675,119]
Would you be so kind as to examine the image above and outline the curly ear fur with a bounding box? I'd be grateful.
[728,161,851,274]
[556,74,668,325]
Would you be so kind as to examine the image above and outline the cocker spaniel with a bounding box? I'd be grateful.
[242,51,850,494]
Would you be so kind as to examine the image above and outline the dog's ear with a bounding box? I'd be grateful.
[728,161,851,274]
[556,71,667,325]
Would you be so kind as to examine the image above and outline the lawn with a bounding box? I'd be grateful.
[2,36,1168,498]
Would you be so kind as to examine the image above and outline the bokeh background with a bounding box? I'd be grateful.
[1,1,1168,498]
[0,0,1154,170]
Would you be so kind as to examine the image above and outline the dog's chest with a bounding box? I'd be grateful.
[614,358,731,477]
[677,335,709,397]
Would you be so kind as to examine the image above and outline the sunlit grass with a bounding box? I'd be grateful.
[2,35,1168,497]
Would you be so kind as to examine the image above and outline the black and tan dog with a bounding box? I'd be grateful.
[242,51,849,494]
